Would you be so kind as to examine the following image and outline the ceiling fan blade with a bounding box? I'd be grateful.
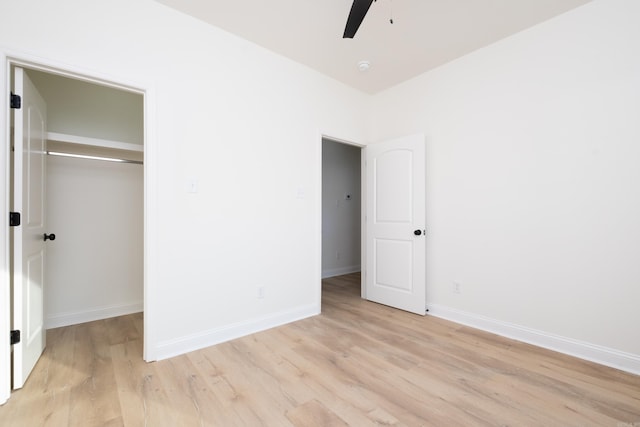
[343,0,375,39]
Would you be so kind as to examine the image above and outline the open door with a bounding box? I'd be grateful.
[11,67,48,389]
[365,134,426,315]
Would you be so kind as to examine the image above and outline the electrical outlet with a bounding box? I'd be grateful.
[453,282,461,294]
[336,251,341,260]
[258,286,265,299]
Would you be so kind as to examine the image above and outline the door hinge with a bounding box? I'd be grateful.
[10,92,21,109]
[10,212,21,227]
[10,330,20,345]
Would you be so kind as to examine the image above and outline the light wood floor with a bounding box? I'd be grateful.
[1,273,639,426]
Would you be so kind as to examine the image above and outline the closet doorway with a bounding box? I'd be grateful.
[9,64,144,389]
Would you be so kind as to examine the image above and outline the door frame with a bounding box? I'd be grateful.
[0,49,158,404]
[318,132,366,309]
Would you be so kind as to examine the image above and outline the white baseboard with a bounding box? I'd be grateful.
[153,303,320,361]
[45,301,143,329]
[427,304,640,376]
[322,265,361,279]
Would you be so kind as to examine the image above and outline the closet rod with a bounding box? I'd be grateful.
[47,151,143,165]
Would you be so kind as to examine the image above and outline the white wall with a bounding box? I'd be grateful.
[45,155,143,328]
[370,0,640,369]
[0,0,368,380]
[322,139,361,278]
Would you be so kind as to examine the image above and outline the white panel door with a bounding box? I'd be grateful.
[12,67,48,389]
[365,134,426,315]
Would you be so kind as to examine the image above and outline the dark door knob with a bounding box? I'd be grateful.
[414,229,422,236]
[44,233,56,241]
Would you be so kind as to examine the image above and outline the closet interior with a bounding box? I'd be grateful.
[23,69,144,329]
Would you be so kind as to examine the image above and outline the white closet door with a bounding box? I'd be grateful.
[12,67,48,389]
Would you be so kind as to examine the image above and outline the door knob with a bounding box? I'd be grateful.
[414,229,422,236]
[44,233,56,241]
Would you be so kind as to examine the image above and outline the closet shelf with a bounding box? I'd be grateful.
[46,132,143,152]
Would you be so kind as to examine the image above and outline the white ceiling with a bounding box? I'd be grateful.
[155,0,592,94]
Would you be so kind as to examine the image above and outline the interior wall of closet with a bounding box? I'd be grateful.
[26,70,144,329]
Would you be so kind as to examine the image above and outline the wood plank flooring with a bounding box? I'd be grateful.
[1,273,639,426]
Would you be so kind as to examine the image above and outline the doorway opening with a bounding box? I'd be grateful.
[5,60,146,392]
[321,136,364,305]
